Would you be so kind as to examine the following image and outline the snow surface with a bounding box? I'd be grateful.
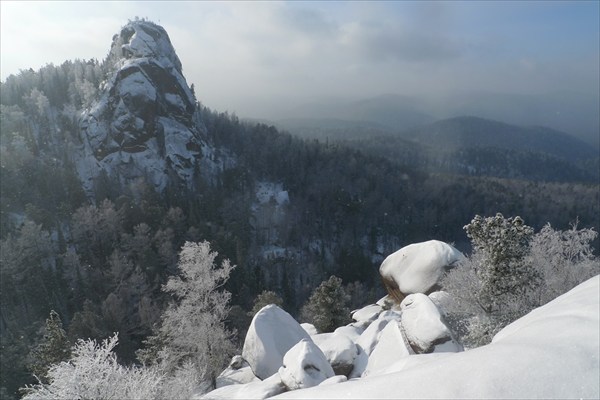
[273,275,600,399]
[278,339,335,390]
[197,371,285,399]
[215,365,259,388]
[363,320,411,377]
[351,304,382,324]
[242,305,311,380]
[300,323,318,336]
[380,240,465,296]
[355,310,401,356]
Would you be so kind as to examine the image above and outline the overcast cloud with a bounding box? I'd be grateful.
[1,1,598,121]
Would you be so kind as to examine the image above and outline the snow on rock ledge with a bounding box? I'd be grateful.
[242,305,311,380]
[379,240,465,303]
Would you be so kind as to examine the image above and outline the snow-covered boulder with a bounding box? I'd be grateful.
[278,339,335,390]
[215,356,259,388]
[351,304,382,326]
[273,275,600,399]
[400,293,462,354]
[300,323,318,336]
[428,290,453,316]
[379,240,465,303]
[242,305,311,380]
[334,324,364,341]
[363,320,412,377]
[315,333,358,376]
[199,372,286,399]
[355,310,401,356]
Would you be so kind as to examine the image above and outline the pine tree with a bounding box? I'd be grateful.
[300,275,351,333]
[27,311,71,383]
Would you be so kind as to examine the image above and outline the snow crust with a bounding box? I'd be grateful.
[380,240,465,296]
[273,275,600,399]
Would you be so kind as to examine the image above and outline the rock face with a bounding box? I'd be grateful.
[242,305,311,380]
[76,20,220,194]
[379,240,465,303]
[278,339,335,390]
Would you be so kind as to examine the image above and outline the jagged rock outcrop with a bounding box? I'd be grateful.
[76,20,220,194]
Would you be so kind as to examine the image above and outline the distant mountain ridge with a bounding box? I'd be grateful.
[402,116,598,162]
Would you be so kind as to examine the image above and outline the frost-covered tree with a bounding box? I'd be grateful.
[300,275,351,333]
[140,241,236,390]
[21,334,162,400]
[442,214,540,347]
[27,311,71,383]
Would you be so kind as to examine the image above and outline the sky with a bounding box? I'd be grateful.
[1,1,599,120]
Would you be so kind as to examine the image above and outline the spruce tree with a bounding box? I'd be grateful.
[27,311,71,383]
[300,276,351,333]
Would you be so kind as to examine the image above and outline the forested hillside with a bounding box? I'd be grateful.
[0,19,598,399]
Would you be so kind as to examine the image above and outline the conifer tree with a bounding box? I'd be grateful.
[248,290,284,316]
[27,311,71,383]
[300,275,351,333]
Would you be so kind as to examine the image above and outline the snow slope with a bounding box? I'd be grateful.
[273,275,600,399]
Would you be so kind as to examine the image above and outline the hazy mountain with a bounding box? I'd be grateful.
[433,91,600,148]
[283,94,435,132]
[339,116,599,183]
[402,116,598,162]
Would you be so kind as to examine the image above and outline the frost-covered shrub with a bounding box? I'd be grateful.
[21,334,163,400]
[442,214,539,346]
[529,222,598,305]
[443,215,598,348]
[300,276,351,333]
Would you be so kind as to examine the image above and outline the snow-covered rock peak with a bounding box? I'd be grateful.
[108,20,184,75]
[76,20,216,194]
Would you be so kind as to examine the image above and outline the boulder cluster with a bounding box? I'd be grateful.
[199,240,464,399]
